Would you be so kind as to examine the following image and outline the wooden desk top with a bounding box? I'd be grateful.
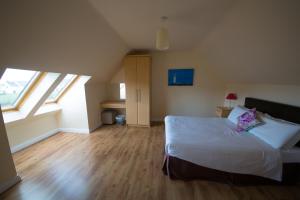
[101,100,126,109]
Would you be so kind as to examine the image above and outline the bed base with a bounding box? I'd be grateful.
[163,155,300,185]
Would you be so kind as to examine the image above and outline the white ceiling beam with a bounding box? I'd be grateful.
[20,73,67,118]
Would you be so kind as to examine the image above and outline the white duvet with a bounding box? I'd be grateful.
[165,116,282,181]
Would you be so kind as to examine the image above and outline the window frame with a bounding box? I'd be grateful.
[45,75,79,104]
[1,70,42,112]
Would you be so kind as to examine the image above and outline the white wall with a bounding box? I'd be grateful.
[0,71,18,193]
[4,76,93,149]
[107,84,122,100]
[57,76,91,133]
[85,81,107,132]
[151,51,225,121]
[3,76,102,152]
[107,68,125,100]
[5,114,59,148]
[0,114,18,192]
[107,51,225,121]
[4,75,117,147]
[225,84,300,108]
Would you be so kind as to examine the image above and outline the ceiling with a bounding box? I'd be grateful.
[89,0,237,50]
[197,0,300,84]
[89,0,300,85]
[1,0,299,85]
[0,0,128,82]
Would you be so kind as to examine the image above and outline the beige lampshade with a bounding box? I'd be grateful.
[156,27,169,50]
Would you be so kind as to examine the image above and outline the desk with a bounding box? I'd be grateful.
[101,100,126,109]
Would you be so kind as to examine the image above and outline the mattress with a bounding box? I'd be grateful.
[165,115,282,181]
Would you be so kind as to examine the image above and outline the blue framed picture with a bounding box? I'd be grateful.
[168,69,194,86]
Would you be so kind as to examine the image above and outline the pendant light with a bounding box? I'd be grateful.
[156,16,169,50]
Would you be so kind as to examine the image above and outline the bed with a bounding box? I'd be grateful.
[162,97,300,185]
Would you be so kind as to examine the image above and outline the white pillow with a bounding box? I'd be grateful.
[227,106,248,125]
[249,116,300,149]
[263,114,300,149]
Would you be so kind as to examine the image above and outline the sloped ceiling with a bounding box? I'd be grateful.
[89,0,237,50]
[196,0,300,85]
[91,0,300,85]
[0,0,299,85]
[0,0,128,82]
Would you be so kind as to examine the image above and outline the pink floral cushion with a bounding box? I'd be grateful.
[236,108,262,132]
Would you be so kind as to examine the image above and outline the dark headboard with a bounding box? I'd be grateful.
[244,97,300,125]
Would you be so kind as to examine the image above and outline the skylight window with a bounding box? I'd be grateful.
[46,74,77,103]
[0,68,39,110]
[120,83,126,100]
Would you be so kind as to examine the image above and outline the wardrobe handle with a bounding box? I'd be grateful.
[136,89,138,102]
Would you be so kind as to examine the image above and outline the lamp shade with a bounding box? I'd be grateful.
[226,93,237,100]
[156,27,169,50]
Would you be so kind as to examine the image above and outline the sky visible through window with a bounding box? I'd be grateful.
[46,74,76,102]
[0,68,38,108]
[120,83,126,99]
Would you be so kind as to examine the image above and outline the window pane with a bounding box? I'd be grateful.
[0,68,38,108]
[120,83,126,99]
[47,74,76,101]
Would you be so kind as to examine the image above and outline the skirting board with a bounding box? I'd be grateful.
[0,175,21,194]
[59,128,90,134]
[10,129,60,153]
[10,127,92,153]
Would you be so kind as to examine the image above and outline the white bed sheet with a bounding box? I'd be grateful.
[165,115,282,181]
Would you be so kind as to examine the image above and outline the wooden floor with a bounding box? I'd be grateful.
[1,124,300,200]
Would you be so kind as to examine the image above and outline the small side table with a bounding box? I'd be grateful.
[216,106,232,118]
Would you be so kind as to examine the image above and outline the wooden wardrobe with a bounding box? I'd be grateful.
[124,55,151,127]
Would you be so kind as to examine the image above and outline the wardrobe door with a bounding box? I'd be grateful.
[137,56,151,126]
[124,57,138,125]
